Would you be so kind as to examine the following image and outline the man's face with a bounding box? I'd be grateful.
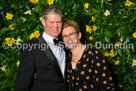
[42,13,62,38]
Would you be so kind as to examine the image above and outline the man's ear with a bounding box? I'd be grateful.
[41,19,46,27]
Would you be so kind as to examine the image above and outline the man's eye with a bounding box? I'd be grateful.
[50,22,54,23]
[57,21,62,24]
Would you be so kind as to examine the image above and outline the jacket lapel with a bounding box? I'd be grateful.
[38,35,64,80]
[63,47,68,80]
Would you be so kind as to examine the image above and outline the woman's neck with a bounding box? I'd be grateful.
[71,43,86,55]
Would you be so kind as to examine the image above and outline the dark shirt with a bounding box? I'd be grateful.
[66,47,115,91]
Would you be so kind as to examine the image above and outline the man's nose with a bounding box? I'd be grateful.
[54,22,58,27]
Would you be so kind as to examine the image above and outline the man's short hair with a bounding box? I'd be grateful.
[42,5,63,20]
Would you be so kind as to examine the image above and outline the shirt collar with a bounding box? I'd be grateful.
[42,32,58,44]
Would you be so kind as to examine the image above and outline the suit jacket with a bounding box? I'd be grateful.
[15,35,67,91]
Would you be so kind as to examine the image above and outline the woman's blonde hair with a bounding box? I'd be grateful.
[62,19,80,33]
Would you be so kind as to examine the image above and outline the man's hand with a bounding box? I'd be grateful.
[34,73,37,78]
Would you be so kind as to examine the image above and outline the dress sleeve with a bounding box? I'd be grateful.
[92,48,116,91]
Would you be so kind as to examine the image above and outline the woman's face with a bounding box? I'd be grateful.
[62,26,81,49]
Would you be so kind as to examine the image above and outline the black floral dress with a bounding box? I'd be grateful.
[66,47,115,91]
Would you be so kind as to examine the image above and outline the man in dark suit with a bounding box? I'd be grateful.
[15,5,66,91]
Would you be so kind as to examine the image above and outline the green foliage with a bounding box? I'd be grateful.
[0,0,136,90]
